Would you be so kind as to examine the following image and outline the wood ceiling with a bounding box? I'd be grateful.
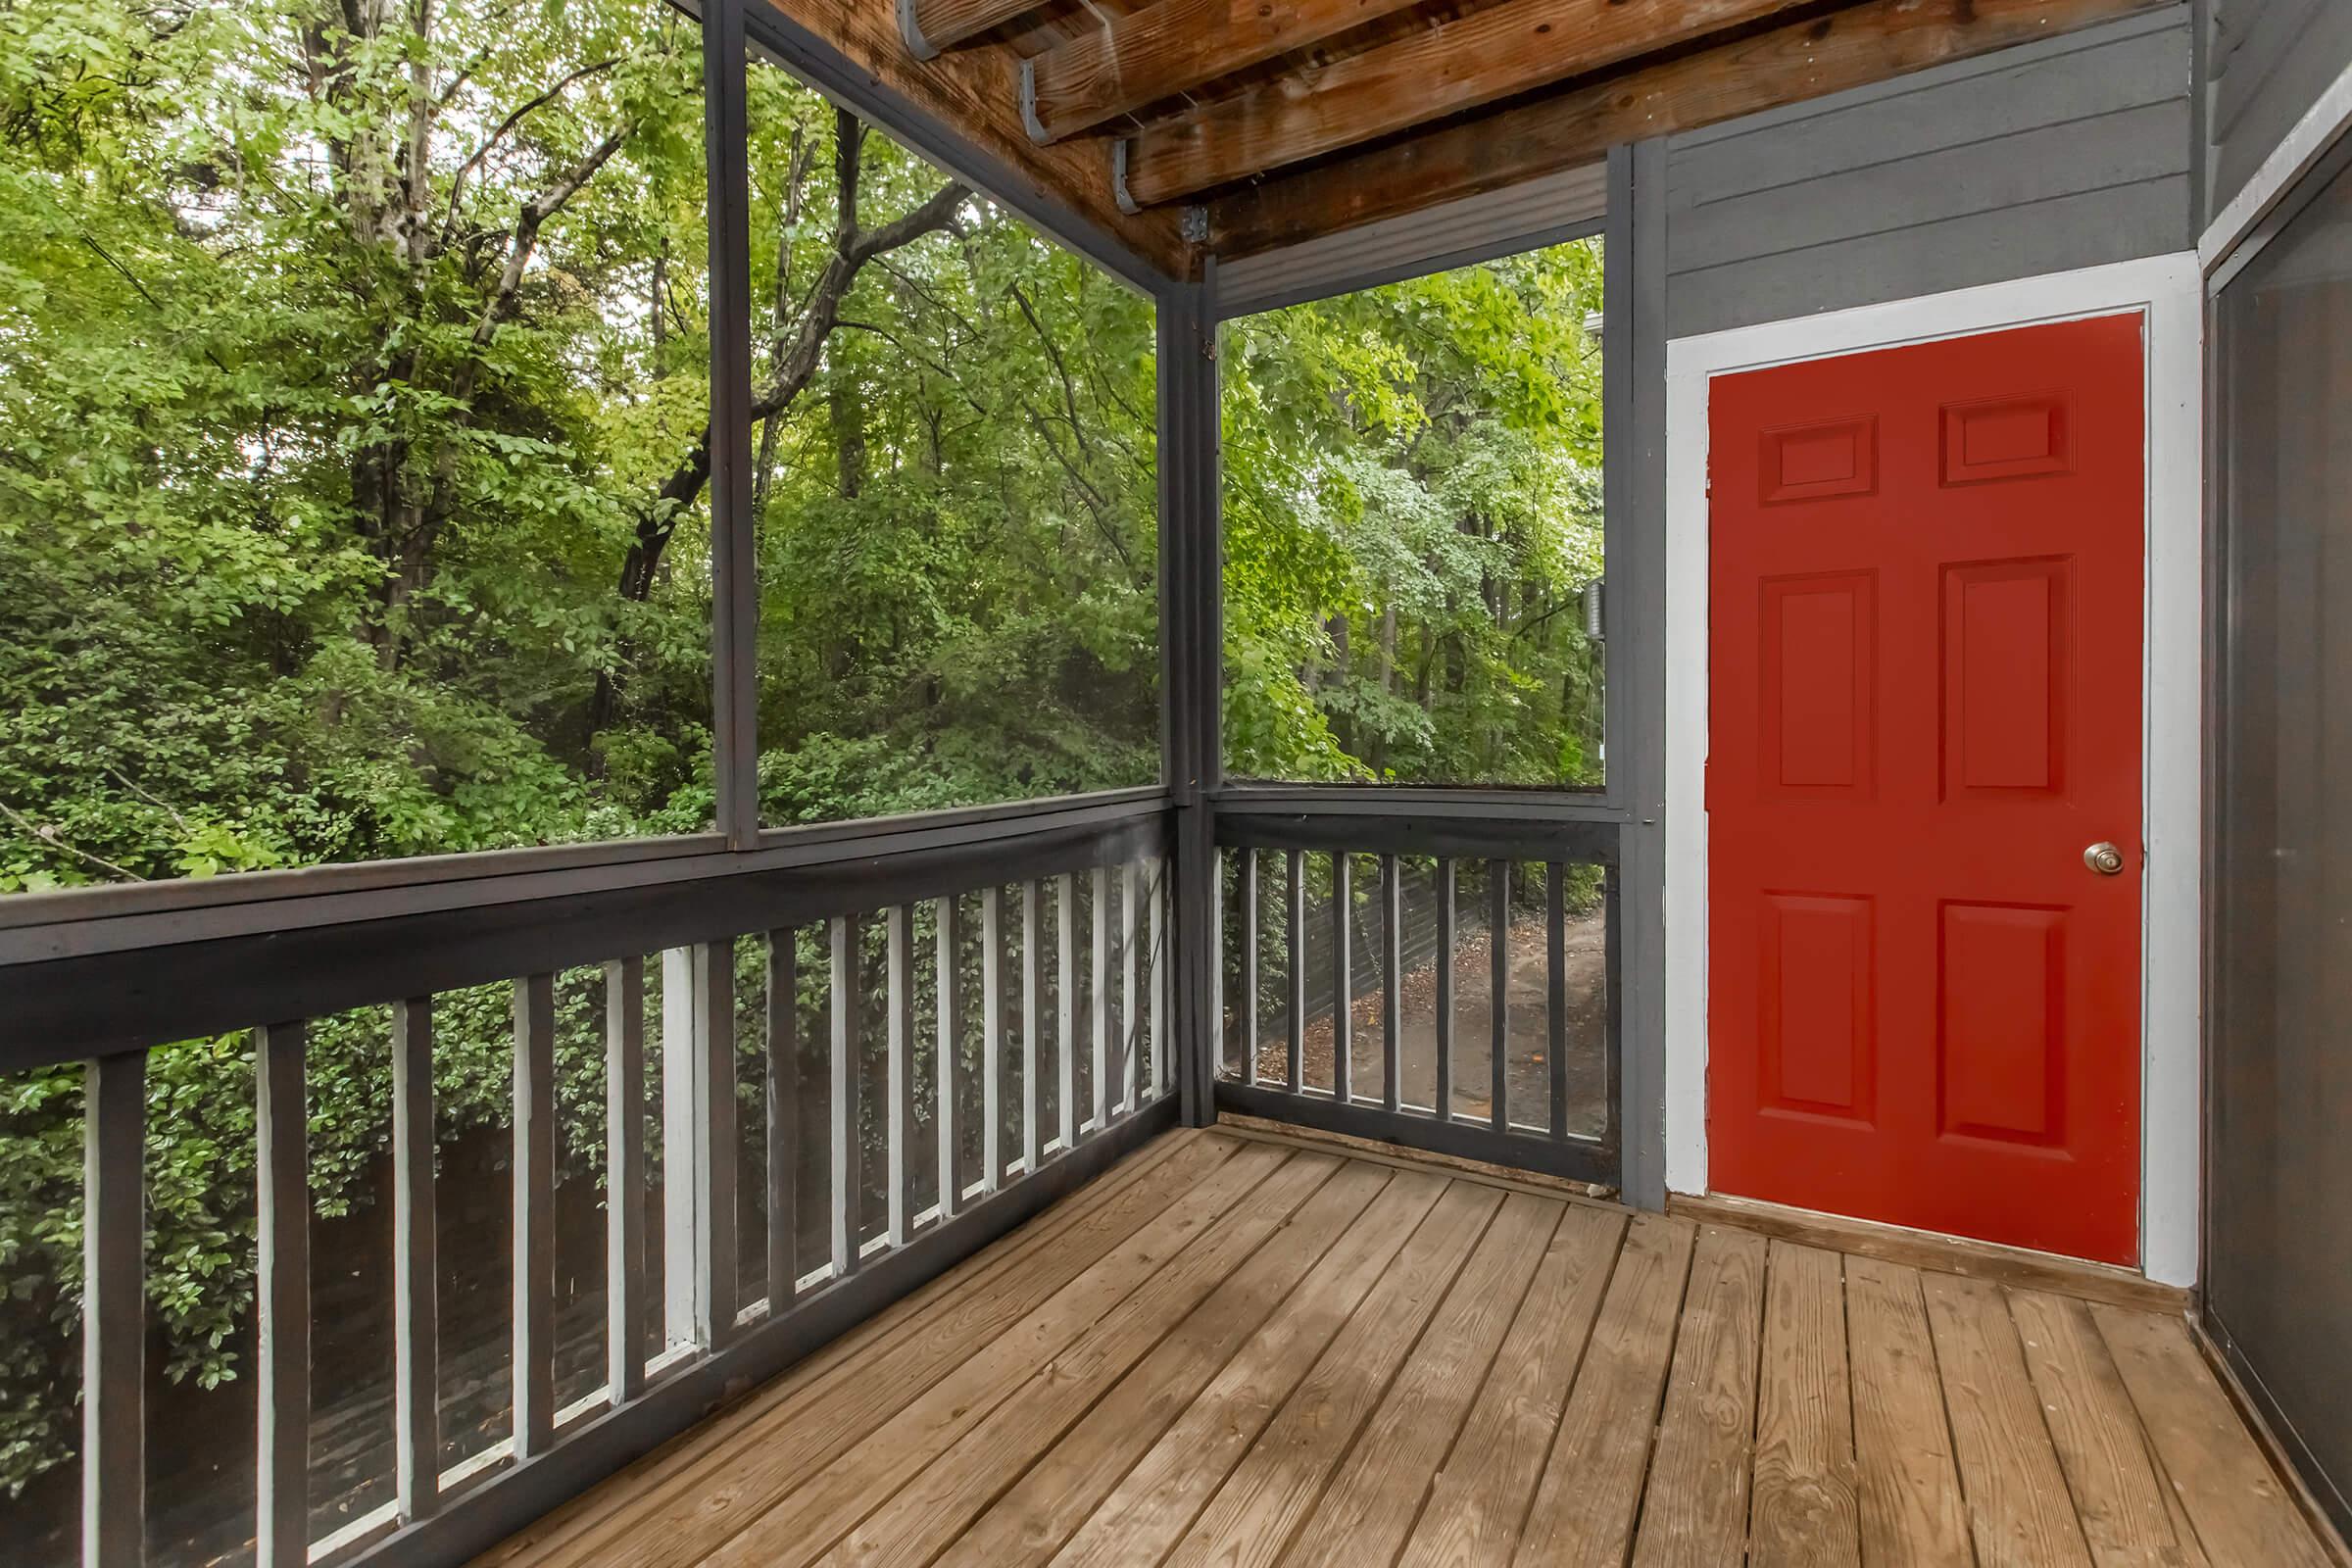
[759,0,2174,274]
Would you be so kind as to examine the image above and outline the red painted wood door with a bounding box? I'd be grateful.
[1706,315,2145,1265]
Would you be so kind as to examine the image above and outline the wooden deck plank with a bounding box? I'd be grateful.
[554,1135,1267,1568]
[705,1143,1325,1568]
[1924,1272,2094,1568]
[2011,1289,2207,1567]
[1513,1212,1698,1565]
[822,1158,1394,1566]
[478,1127,1223,1568]
[937,1162,1433,1568]
[1631,1225,1768,1568]
[1282,1192,1566,1568]
[2092,1304,2338,1568]
[1041,1169,1453,1568]
[1750,1240,1862,1567]
[1398,1202,1629,1567]
[471,1136,2339,1568]
[1159,1180,1509,1568]
[1844,1255,1973,1568]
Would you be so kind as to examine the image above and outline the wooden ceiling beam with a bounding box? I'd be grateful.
[901,0,1052,61]
[749,0,1186,274]
[1115,0,1819,208]
[1206,0,2177,255]
[1022,0,1431,145]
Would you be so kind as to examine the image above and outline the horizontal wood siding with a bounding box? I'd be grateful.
[2205,0,2352,219]
[1663,7,2193,338]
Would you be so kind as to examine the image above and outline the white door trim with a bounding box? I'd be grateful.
[1662,254,2205,1287]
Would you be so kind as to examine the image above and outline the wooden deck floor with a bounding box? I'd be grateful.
[475,1127,2339,1568]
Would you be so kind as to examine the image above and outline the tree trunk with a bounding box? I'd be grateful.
[832,376,865,500]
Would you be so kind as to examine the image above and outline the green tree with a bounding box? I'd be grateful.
[1221,241,1606,786]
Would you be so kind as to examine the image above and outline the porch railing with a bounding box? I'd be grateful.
[3,795,1174,1568]
[1211,806,1620,1185]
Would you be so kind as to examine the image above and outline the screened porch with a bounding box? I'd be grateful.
[5,0,2352,1565]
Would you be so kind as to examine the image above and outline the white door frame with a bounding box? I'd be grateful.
[1661,254,2205,1286]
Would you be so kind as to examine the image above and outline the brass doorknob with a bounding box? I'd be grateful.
[2083,842,2126,876]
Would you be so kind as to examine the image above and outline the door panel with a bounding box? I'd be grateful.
[1707,316,2144,1265]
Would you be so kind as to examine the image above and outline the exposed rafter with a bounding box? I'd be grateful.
[898,0,1043,60]
[1021,0,1430,145]
[1113,0,1816,209]
[1206,0,2178,254]
[748,0,1186,273]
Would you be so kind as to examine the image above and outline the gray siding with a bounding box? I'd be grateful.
[2205,1,2352,220]
[1663,8,2194,338]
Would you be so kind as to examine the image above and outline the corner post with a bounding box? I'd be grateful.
[1159,264,1223,1128]
[1607,140,1670,1211]
[706,0,760,849]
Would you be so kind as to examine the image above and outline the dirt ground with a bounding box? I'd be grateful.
[1245,906,1608,1137]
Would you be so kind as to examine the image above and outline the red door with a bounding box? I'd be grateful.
[1706,316,2145,1265]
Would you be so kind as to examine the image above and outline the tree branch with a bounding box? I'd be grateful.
[0,800,147,882]
[441,56,625,246]
[462,119,633,372]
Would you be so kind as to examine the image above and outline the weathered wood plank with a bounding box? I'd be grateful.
[471,1130,1214,1568]
[1671,1192,2189,1315]
[944,1164,1432,1568]
[2093,1304,2337,1568]
[1750,1241,1861,1567]
[1119,0,1812,207]
[826,1155,1379,1566]
[1285,1193,1563,1568]
[1843,1256,1972,1568]
[761,0,1183,271]
[1630,1225,1767,1568]
[1024,0,1429,143]
[549,1133,1247,1568]
[699,1143,1298,1568]
[1159,1180,1505,1568]
[902,0,1038,56]
[1397,1202,1626,1566]
[1923,1272,2093,1567]
[1207,0,2179,255]
[2011,1289,2206,1567]
[1047,1168,1453,1568]
[1513,1211,1697,1563]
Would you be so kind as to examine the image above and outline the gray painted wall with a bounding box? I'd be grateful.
[2205,0,2352,222]
[1662,7,2194,338]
